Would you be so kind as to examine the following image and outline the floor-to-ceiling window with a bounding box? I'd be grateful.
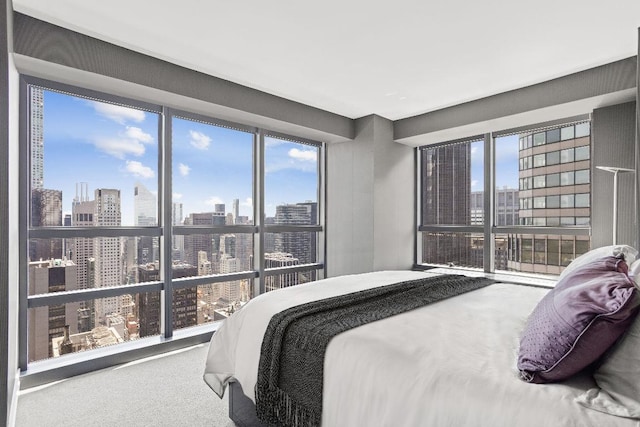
[419,117,591,275]
[21,77,324,368]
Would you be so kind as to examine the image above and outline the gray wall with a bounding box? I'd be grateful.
[11,12,354,144]
[591,102,637,248]
[1,0,9,424]
[326,115,414,276]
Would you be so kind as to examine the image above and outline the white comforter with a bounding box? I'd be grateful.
[204,270,640,427]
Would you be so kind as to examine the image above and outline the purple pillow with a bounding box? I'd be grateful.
[518,256,639,384]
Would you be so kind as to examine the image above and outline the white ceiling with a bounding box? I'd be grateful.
[12,0,640,121]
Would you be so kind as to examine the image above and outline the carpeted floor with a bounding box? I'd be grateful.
[15,343,235,427]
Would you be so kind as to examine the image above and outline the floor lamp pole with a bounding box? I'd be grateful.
[596,166,635,245]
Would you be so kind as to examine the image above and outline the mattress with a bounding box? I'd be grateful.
[203,270,640,427]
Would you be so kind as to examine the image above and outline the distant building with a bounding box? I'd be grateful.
[273,202,317,264]
[93,188,123,325]
[264,252,299,292]
[28,259,79,362]
[30,188,63,261]
[421,143,473,266]
[137,262,198,337]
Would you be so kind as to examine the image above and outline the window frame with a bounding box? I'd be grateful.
[19,76,325,372]
[416,115,591,274]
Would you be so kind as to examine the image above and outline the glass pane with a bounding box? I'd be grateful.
[533,154,546,167]
[28,236,160,296]
[560,125,575,140]
[533,197,545,209]
[546,173,560,188]
[533,132,546,146]
[560,148,574,163]
[265,232,318,265]
[265,269,319,292]
[194,281,254,325]
[575,193,590,208]
[560,195,575,208]
[521,238,532,263]
[28,293,156,362]
[31,87,159,227]
[422,232,483,268]
[574,146,590,161]
[547,240,560,266]
[172,117,254,225]
[534,239,546,264]
[561,240,575,266]
[495,234,583,275]
[170,232,253,274]
[265,137,319,224]
[546,151,560,165]
[575,169,590,184]
[546,128,561,144]
[421,140,483,225]
[575,122,590,138]
[546,195,560,208]
[533,176,546,188]
[561,172,574,186]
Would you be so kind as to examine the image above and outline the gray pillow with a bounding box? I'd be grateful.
[518,256,639,383]
[576,308,640,418]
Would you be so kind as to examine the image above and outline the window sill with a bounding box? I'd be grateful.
[415,264,557,288]
[20,322,220,390]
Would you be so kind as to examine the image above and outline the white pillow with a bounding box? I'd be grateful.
[576,312,640,419]
[628,259,640,286]
[559,245,637,281]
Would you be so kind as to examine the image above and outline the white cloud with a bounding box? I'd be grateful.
[471,179,479,188]
[126,161,154,179]
[265,138,286,147]
[125,126,153,144]
[241,197,252,208]
[189,130,212,150]
[94,137,145,159]
[92,101,145,124]
[205,196,224,206]
[173,192,183,200]
[178,163,191,176]
[288,148,317,162]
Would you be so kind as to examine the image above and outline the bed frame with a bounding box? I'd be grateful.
[229,382,267,427]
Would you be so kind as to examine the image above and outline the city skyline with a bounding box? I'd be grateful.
[39,88,319,226]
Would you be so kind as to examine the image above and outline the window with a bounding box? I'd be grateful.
[420,139,483,267]
[419,119,590,276]
[22,79,325,366]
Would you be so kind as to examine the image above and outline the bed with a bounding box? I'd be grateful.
[204,263,640,427]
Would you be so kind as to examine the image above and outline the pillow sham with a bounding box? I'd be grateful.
[575,313,640,418]
[517,255,639,384]
[558,245,637,282]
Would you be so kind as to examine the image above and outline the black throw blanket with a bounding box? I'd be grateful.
[255,274,495,427]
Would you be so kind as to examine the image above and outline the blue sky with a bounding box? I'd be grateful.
[41,90,319,226]
[470,135,520,192]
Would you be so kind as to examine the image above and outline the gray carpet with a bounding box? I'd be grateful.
[15,343,235,427]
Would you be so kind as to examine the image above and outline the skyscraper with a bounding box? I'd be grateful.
[137,262,198,337]
[93,188,123,325]
[183,212,225,267]
[30,86,44,191]
[28,259,79,362]
[421,143,473,266]
[30,188,63,261]
[273,202,317,264]
[172,202,185,261]
[232,198,239,224]
[68,183,96,331]
[264,252,299,291]
[134,182,157,264]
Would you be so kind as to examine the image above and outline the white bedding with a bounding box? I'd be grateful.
[203,270,640,427]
